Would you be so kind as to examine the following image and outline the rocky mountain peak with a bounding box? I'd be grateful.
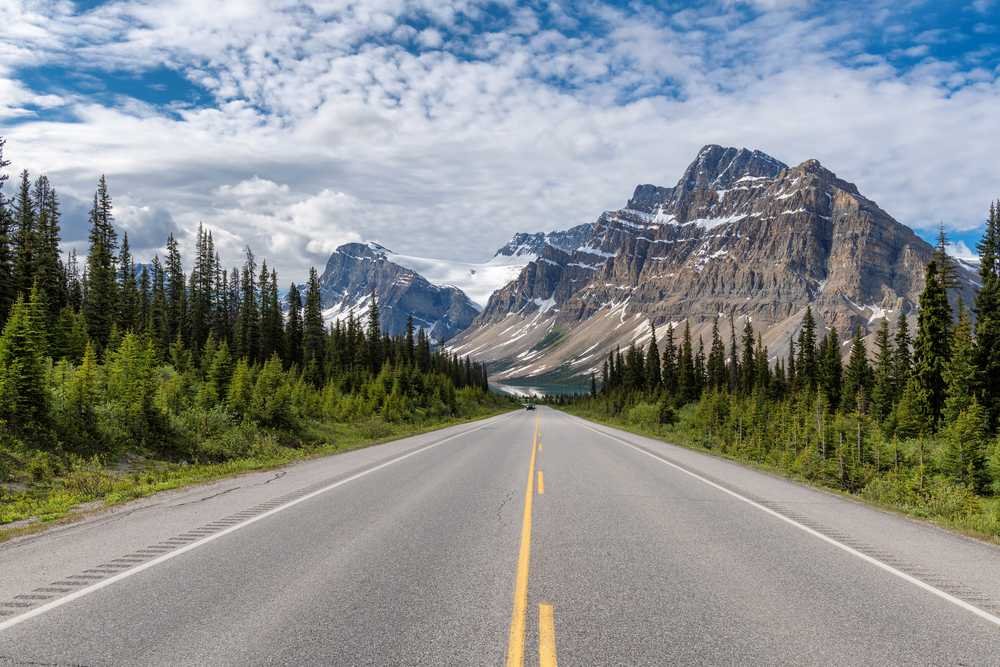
[679,145,788,192]
[451,144,979,386]
[318,241,478,341]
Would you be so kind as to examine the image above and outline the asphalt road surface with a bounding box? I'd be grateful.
[1,407,999,665]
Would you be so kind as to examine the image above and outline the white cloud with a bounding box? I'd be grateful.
[1,0,998,287]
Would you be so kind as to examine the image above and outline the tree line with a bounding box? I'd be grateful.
[572,205,1000,517]
[0,137,492,475]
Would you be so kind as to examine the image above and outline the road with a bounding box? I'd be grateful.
[0,406,998,665]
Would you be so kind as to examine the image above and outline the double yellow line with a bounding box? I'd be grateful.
[506,414,557,667]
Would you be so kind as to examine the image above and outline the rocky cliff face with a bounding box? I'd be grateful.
[492,223,595,260]
[318,242,479,341]
[450,145,978,384]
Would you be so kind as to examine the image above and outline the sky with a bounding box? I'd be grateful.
[1,0,998,282]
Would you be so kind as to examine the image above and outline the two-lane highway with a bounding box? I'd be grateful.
[0,407,999,665]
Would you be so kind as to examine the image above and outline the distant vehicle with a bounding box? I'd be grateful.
[525,403,536,411]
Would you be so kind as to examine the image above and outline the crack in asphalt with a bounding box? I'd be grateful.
[0,655,92,667]
[496,490,515,521]
[169,486,241,508]
[260,471,287,485]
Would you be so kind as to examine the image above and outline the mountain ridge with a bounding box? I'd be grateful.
[448,144,978,384]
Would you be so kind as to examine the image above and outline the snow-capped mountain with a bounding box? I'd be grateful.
[448,144,979,384]
[316,242,479,341]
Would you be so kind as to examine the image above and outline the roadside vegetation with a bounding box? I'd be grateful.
[0,137,512,536]
[560,202,1000,540]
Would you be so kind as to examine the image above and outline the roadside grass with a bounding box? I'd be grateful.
[557,404,1000,545]
[0,407,514,542]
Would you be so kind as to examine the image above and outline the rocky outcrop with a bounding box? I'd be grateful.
[450,145,979,384]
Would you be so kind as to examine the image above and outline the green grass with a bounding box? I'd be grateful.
[556,403,1000,544]
[0,407,514,542]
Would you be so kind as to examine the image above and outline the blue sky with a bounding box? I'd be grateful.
[1,0,998,278]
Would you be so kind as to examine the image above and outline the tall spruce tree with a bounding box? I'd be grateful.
[302,267,325,386]
[661,324,677,395]
[740,318,755,394]
[677,321,695,403]
[975,201,1000,429]
[871,318,895,420]
[819,328,842,410]
[12,170,36,299]
[645,322,661,392]
[893,313,912,396]
[707,316,727,391]
[913,260,953,428]
[0,286,52,441]
[843,326,873,412]
[796,306,818,391]
[367,290,382,374]
[117,232,139,332]
[0,138,14,326]
[944,303,977,424]
[32,176,64,322]
[164,233,186,345]
[285,283,303,368]
[82,176,118,351]
[234,248,259,361]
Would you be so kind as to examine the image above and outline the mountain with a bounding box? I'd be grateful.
[370,223,595,308]
[316,242,478,341]
[449,144,979,385]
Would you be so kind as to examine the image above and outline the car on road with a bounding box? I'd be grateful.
[524,403,536,410]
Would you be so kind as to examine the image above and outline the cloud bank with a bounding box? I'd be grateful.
[1,0,998,281]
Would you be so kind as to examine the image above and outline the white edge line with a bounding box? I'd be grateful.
[576,418,1000,629]
[0,413,514,633]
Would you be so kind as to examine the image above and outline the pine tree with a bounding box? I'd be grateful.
[943,302,977,424]
[367,290,382,374]
[405,314,416,365]
[740,317,755,394]
[258,260,273,362]
[677,321,695,403]
[707,316,726,391]
[893,313,912,396]
[149,255,169,352]
[117,232,139,332]
[942,398,989,492]
[728,315,739,392]
[786,338,796,390]
[234,248,259,361]
[819,328,842,410]
[12,170,36,299]
[843,326,872,413]
[661,324,677,395]
[933,224,959,291]
[0,137,13,326]
[303,267,326,386]
[871,318,895,421]
[138,265,150,334]
[0,286,52,441]
[32,176,64,322]
[164,233,186,345]
[796,306,818,391]
[753,334,770,394]
[265,268,283,362]
[975,201,1000,429]
[913,260,953,429]
[188,225,215,352]
[645,322,661,392]
[82,176,118,352]
[285,282,303,368]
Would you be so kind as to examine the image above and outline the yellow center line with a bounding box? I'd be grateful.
[537,470,545,495]
[506,414,540,667]
[538,603,558,667]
